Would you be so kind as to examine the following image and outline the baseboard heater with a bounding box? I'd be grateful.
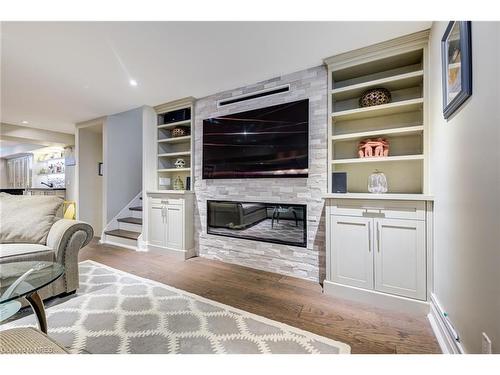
[218,85,290,107]
[430,294,464,353]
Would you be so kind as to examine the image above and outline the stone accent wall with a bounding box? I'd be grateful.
[193,66,327,282]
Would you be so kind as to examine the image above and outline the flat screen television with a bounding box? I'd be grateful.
[203,99,309,179]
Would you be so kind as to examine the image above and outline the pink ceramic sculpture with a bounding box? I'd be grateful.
[358,138,389,158]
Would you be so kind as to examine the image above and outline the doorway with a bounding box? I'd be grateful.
[77,122,104,236]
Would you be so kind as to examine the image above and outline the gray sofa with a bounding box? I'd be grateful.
[0,193,93,301]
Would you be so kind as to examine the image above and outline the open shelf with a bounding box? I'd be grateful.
[331,125,423,142]
[37,157,65,163]
[154,98,195,191]
[158,151,191,158]
[157,135,191,144]
[157,168,191,173]
[37,172,65,176]
[332,49,423,87]
[147,189,194,195]
[332,155,423,164]
[323,193,433,201]
[157,119,191,129]
[332,70,424,101]
[326,40,428,197]
[332,158,423,194]
[332,98,423,121]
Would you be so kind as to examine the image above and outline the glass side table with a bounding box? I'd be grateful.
[0,261,64,333]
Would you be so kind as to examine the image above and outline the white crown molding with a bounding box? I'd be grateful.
[154,97,196,114]
[324,29,431,70]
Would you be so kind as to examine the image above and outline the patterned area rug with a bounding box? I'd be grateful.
[1,260,350,354]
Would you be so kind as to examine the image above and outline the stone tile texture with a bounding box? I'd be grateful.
[193,66,328,282]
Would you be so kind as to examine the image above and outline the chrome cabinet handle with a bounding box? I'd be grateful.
[368,221,372,252]
[377,221,381,252]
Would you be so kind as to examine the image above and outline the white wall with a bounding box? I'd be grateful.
[78,127,103,234]
[429,22,500,353]
[141,106,157,245]
[64,146,76,201]
[105,107,143,223]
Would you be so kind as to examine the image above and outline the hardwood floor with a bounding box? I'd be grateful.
[79,239,441,354]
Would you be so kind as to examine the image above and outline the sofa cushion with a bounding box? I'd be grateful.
[0,243,54,259]
[0,327,69,354]
[0,193,63,245]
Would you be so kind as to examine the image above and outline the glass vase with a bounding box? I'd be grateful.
[368,170,388,193]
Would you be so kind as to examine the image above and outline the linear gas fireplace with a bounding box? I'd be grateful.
[207,200,307,247]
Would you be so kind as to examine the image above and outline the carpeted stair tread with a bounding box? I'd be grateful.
[129,206,143,211]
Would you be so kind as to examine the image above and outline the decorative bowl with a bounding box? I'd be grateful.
[359,88,391,107]
[171,126,190,138]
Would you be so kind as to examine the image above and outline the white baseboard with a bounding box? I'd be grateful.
[323,280,429,316]
[137,236,148,252]
[427,293,465,354]
[101,235,139,251]
[147,243,196,260]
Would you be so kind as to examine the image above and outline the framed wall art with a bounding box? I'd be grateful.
[441,21,472,119]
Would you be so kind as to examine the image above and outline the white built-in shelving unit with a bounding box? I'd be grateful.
[325,33,430,196]
[322,31,434,315]
[154,97,195,192]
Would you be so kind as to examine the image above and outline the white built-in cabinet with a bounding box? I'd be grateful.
[330,212,426,300]
[374,218,426,299]
[330,216,374,290]
[146,191,195,259]
[148,202,165,247]
[324,198,431,313]
[6,155,32,188]
[322,31,433,314]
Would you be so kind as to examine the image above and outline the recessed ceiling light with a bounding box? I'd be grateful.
[22,120,29,124]
[129,79,138,87]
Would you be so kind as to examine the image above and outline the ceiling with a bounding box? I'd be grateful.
[0,139,45,158]
[1,21,431,134]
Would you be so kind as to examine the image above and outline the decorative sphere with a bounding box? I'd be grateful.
[174,158,186,168]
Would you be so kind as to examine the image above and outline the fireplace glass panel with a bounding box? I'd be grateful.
[207,200,307,247]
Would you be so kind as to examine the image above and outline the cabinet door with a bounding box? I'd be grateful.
[165,204,184,250]
[7,160,14,187]
[149,205,165,247]
[14,159,21,188]
[374,218,426,300]
[331,216,374,289]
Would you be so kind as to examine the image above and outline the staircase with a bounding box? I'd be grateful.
[104,197,143,250]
